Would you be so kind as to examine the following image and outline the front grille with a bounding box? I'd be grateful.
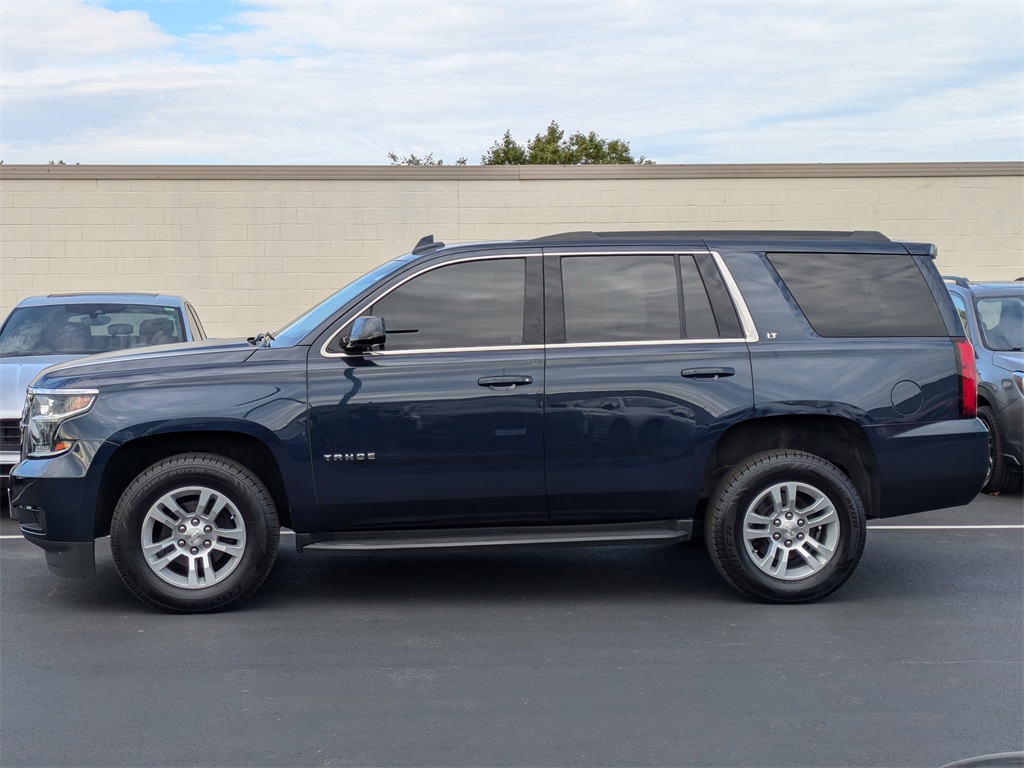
[0,418,20,453]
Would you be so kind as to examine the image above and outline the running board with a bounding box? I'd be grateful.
[297,519,692,554]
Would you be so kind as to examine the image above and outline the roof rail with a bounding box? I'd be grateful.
[412,235,445,254]
[530,230,891,243]
[942,276,972,289]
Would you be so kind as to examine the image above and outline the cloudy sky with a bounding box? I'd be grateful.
[1,0,1021,165]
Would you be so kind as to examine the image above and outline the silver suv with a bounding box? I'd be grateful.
[946,277,1024,493]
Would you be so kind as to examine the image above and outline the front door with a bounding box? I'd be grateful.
[307,254,546,532]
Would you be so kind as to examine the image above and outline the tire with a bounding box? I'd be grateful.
[110,453,280,613]
[704,450,866,603]
[978,406,1022,494]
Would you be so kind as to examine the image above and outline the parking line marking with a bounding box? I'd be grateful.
[871,525,1023,530]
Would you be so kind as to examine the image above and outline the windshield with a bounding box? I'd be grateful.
[976,295,1024,351]
[272,257,411,345]
[0,303,186,358]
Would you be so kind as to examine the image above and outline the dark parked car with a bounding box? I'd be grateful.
[0,293,206,495]
[10,232,987,612]
[945,277,1023,493]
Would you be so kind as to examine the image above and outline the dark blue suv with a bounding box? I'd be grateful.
[10,231,988,612]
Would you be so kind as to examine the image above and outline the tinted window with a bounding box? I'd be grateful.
[681,254,721,339]
[767,253,947,337]
[561,254,730,343]
[563,255,679,343]
[370,258,526,351]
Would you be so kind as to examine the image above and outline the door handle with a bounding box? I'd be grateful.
[681,367,735,381]
[478,375,534,390]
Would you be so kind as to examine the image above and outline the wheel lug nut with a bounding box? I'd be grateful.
[797,519,805,526]
[785,540,792,547]
[785,512,793,520]
[773,533,781,540]
[190,546,199,554]
[177,525,187,533]
[177,539,186,547]
[203,525,212,533]
[191,518,200,526]
[797,533,804,540]
[203,540,212,548]
[773,518,781,526]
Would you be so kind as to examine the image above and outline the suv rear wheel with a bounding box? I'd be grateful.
[110,453,280,613]
[705,450,866,603]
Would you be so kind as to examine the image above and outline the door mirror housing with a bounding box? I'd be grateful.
[343,316,386,352]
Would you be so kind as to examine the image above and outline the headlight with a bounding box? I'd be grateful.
[1014,372,1024,398]
[22,388,98,457]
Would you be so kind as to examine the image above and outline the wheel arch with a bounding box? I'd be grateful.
[96,430,292,537]
[704,415,879,518]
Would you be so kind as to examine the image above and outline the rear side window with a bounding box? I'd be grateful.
[562,255,679,343]
[767,253,947,337]
[560,254,738,343]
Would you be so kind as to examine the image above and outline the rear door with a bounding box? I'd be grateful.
[543,248,755,522]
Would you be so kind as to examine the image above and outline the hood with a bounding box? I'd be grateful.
[26,339,259,392]
[0,354,84,417]
[29,337,260,397]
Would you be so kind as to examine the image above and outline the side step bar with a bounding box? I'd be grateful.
[297,519,693,554]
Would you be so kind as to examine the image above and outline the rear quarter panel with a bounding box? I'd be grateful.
[722,248,987,517]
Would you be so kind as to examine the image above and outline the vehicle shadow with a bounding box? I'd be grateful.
[11,525,1017,615]
[253,541,738,609]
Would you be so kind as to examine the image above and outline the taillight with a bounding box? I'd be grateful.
[954,338,978,418]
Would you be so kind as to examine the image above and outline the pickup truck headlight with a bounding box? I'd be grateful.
[22,388,98,457]
[1014,372,1024,399]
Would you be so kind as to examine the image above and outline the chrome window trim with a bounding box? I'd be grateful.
[547,338,748,350]
[320,252,539,358]
[320,247,759,358]
[349,344,546,357]
[542,247,697,256]
[709,251,759,343]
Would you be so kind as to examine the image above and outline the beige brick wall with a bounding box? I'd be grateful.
[1,164,1021,338]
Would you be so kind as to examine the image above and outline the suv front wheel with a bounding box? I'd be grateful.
[705,450,867,603]
[110,453,280,613]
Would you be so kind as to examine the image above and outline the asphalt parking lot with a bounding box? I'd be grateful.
[1,492,1022,768]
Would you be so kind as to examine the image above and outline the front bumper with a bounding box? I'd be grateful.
[10,447,100,579]
[15,506,95,579]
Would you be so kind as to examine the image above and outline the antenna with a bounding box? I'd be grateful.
[412,235,445,254]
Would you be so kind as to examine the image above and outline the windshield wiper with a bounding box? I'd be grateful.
[247,331,275,347]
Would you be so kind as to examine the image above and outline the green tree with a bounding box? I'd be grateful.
[480,130,528,165]
[387,152,467,166]
[482,121,652,165]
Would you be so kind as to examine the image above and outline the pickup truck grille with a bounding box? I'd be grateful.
[0,418,21,453]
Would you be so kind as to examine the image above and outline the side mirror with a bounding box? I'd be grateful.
[343,316,386,352]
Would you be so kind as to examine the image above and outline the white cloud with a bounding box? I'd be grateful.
[1,0,1021,163]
